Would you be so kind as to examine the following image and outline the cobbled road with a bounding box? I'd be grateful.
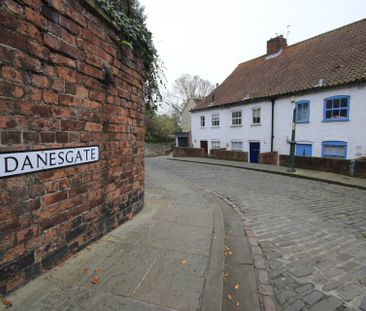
[148,157,366,311]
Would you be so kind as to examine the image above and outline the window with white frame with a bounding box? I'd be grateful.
[211,140,221,149]
[232,111,242,125]
[252,108,261,124]
[231,141,243,151]
[200,115,205,127]
[296,100,310,123]
[211,114,220,127]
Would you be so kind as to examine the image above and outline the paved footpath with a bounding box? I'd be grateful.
[154,157,366,311]
[0,159,260,311]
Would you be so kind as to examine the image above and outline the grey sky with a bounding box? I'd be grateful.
[139,0,366,88]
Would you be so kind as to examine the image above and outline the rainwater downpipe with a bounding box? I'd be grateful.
[271,98,276,152]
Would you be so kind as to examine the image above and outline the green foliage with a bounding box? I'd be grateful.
[145,114,181,143]
[95,0,164,108]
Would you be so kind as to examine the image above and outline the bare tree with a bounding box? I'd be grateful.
[164,74,214,124]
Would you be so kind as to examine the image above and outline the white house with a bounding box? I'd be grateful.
[191,19,366,162]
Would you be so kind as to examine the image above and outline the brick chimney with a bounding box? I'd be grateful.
[267,35,287,55]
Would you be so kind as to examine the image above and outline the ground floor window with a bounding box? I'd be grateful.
[296,144,312,156]
[231,141,243,151]
[322,141,347,159]
[211,140,221,149]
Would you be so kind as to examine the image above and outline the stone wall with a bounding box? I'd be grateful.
[0,0,145,294]
[259,152,278,165]
[210,149,248,162]
[145,143,172,157]
[173,147,205,158]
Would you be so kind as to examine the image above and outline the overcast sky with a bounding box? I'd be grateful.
[139,0,366,88]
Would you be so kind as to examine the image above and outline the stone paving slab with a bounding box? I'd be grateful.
[0,162,231,311]
[153,157,366,310]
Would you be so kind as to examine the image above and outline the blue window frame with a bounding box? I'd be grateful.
[296,100,310,123]
[323,95,350,122]
[296,144,312,157]
[322,141,347,159]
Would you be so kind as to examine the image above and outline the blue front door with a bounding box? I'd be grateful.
[296,144,312,157]
[249,142,260,163]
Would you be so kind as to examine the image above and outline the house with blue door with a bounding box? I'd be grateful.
[190,19,366,162]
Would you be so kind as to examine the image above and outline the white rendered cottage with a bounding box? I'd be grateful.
[191,19,366,162]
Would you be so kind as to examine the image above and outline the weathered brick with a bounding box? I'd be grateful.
[1,131,21,145]
[50,53,76,68]
[0,27,27,51]
[28,40,49,61]
[14,50,42,73]
[41,191,68,207]
[1,66,23,83]
[0,252,35,283]
[60,41,81,59]
[24,7,47,30]
[31,74,49,88]
[40,132,55,143]
[42,246,68,270]
[41,5,60,24]
[57,66,77,83]
[0,81,24,98]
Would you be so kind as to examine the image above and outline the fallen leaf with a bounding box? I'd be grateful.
[180,260,188,265]
[95,266,101,273]
[83,268,89,274]
[234,283,240,290]
[226,293,233,301]
[127,213,133,220]
[86,246,91,251]
[2,299,12,306]
[91,276,99,284]
[235,301,240,307]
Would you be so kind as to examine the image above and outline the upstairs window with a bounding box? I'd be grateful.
[232,111,242,126]
[231,141,243,151]
[200,116,205,127]
[252,108,261,124]
[323,96,350,121]
[322,141,347,159]
[212,114,220,127]
[296,100,310,123]
[211,140,221,149]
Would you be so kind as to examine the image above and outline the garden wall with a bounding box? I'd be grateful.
[259,152,278,165]
[210,149,248,162]
[280,155,350,176]
[173,147,205,158]
[0,0,145,294]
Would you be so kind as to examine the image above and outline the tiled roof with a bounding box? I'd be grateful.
[193,19,366,111]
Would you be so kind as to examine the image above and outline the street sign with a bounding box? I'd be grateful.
[0,146,100,178]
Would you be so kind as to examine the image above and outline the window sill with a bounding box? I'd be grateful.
[211,126,220,128]
[230,125,242,128]
[296,121,310,124]
[251,123,261,126]
[322,118,350,122]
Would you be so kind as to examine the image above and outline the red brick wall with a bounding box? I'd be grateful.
[173,147,205,158]
[259,152,278,165]
[210,149,248,162]
[0,0,145,294]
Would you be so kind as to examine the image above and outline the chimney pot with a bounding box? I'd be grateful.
[267,35,287,55]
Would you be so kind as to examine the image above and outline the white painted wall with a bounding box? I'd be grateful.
[191,101,272,155]
[191,83,366,159]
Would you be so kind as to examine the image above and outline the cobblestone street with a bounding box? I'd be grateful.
[150,158,366,311]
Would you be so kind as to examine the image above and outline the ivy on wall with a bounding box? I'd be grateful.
[95,0,164,109]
